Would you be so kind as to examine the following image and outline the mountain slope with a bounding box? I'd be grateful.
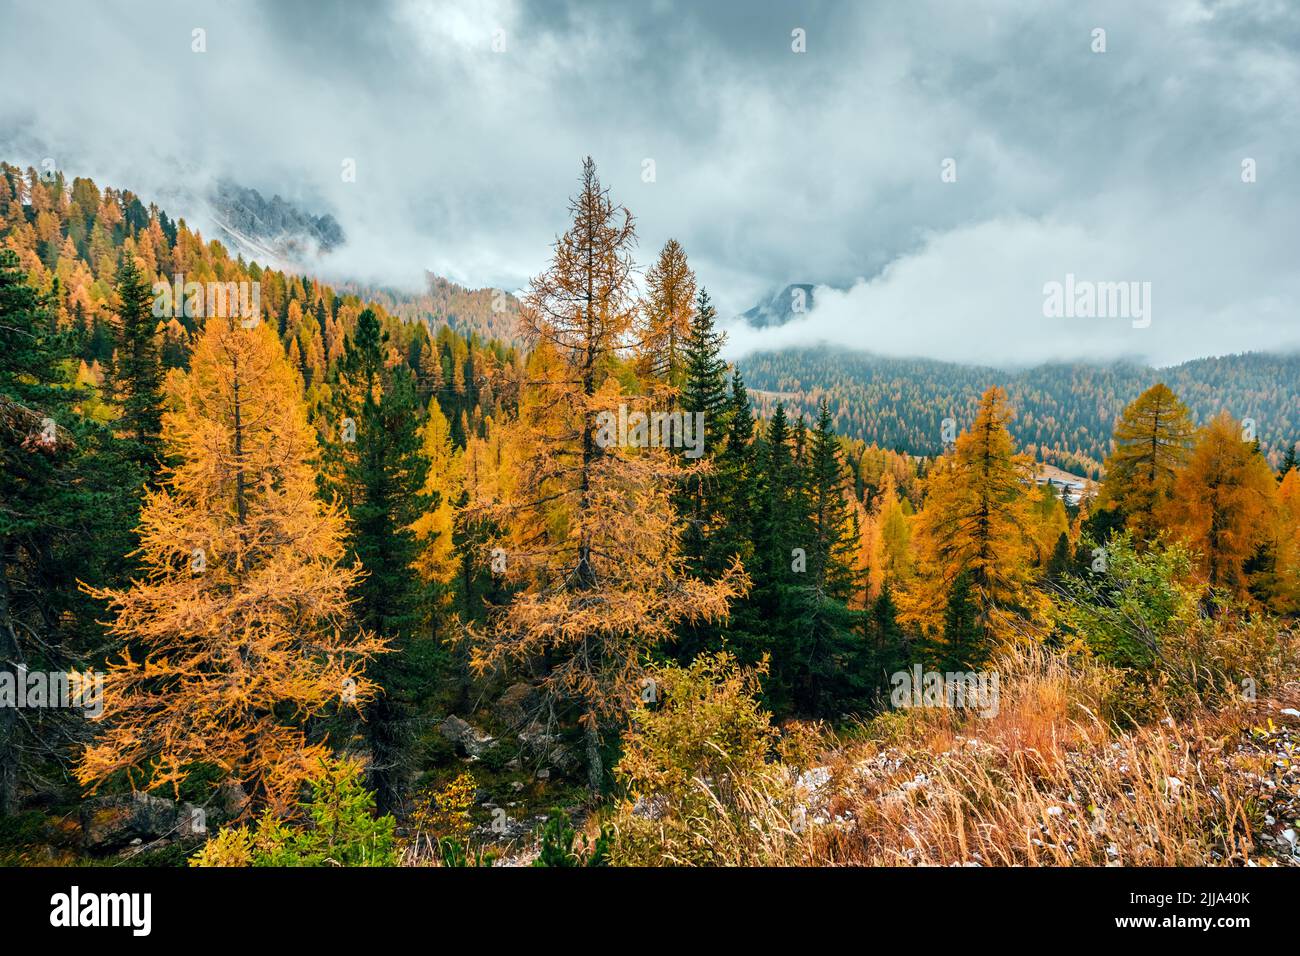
[740,283,816,328]
[736,346,1300,477]
[207,180,345,266]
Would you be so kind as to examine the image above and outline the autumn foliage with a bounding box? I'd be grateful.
[3,159,1298,871]
[78,316,386,811]
[900,387,1046,647]
[464,160,747,791]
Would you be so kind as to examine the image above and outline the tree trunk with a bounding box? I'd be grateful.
[0,544,22,817]
[366,693,403,817]
[584,716,602,796]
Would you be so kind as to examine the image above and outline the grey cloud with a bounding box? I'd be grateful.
[1,0,1296,364]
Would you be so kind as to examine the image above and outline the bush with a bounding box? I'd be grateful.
[1053,533,1298,718]
[1160,608,1296,707]
[532,811,611,867]
[611,652,807,866]
[1054,533,1198,672]
[190,757,396,867]
[408,771,477,844]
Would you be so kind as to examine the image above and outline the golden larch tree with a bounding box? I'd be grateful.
[410,396,464,597]
[636,238,696,390]
[875,471,914,590]
[1029,479,1070,566]
[1267,467,1300,613]
[1161,411,1279,600]
[465,159,745,793]
[901,387,1045,644]
[79,316,386,812]
[1099,383,1196,545]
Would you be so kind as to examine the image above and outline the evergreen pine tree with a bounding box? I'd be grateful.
[322,308,432,814]
[0,250,139,815]
[1046,530,1073,582]
[677,288,731,575]
[786,402,868,717]
[870,584,908,703]
[712,369,757,576]
[111,252,164,471]
[1280,442,1298,481]
[937,570,987,670]
[806,402,856,597]
[679,289,729,448]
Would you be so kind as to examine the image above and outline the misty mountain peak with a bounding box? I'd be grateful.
[740,283,816,328]
[208,180,345,266]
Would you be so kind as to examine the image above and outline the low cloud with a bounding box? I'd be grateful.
[725,190,1300,367]
[2,0,1297,362]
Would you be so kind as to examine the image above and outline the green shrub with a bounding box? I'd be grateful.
[1053,533,1298,718]
[1055,533,1197,672]
[190,757,396,867]
[532,811,610,867]
[610,652,803,866]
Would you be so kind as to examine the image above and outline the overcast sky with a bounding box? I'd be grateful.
[2,0,1297,366]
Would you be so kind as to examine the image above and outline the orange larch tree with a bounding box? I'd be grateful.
[79,316,386,813]
[636,238,696,390]
[900,387,1045,647]
[410,395,463,603]
[1099,383,1196,546]
[464,159,746,793]
[1161,411,1279,602]
[1268,467,1300,614]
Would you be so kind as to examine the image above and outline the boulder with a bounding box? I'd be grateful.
[473,810,548,844]
[493,682,539,729]
[439,715,498,758]
[81,792,206,853]
[212,780,250,822]
[518,723,579,776]
[631,794,667,821]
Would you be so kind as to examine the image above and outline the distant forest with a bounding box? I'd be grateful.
[738,346,1300,478]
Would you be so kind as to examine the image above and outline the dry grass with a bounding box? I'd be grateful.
[801,642,1300,867]
[414,628,1299,867]
[605,637,1300,867]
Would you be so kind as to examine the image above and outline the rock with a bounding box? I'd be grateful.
[473,811,547,844]
[493,682,539,729]
[212,781,250,822]
[795,766,831,795]
[439,715,497,758]
[81,792,206,853]
[518,723,579,776]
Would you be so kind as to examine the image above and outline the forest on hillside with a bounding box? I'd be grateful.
[2,158,1299,869]
[739,347,1300,480]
